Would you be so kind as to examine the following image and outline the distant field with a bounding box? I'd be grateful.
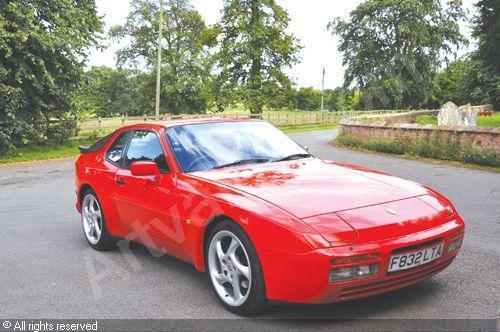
[477,113,500,127]
[416,113,500,127]
[74,108,404,139]
[415,115,438,125]
[75,109,344,139]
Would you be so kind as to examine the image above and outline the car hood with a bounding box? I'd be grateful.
[194,158,428,219]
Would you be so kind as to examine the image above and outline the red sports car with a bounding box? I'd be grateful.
[75,119,464,314]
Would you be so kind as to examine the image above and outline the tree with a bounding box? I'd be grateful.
[74,67,147,118]
[328,0,467,110]
[216,0,301,114]
[470,0,499,110]
[295,87,321,111]
[110,0,215,115]
[0,0,103,152]
[431,59,471,107]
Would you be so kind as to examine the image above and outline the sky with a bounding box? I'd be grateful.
[88,0,477,90]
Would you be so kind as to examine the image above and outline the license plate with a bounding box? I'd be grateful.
[388,243,443,272]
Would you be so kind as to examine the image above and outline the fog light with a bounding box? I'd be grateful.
[448,236,463,253]
[329,263,379,282]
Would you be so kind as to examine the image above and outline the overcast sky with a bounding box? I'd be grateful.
[88,0,477,90]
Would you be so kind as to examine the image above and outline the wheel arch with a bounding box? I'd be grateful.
[199,214,251,271]
[200,214,230,270]
[78,183,94,210]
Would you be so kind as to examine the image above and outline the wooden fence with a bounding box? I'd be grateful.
[70,110,409,139]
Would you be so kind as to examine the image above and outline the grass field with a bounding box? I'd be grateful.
[415,115,438,125]
[75,109,342,139]
[416,113,500,127]
[0,139,94,165]
[477,113,500,127]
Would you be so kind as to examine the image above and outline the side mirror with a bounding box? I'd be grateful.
[131,161,160,177]
[303,145,309,152]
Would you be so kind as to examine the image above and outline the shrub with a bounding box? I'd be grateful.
[461,143,500,167]
[336,132,500,167]
[45,120,78,145]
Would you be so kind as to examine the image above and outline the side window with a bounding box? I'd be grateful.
[106,131,130,164]
[125,131,170,172]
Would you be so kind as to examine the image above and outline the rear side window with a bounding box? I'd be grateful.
[124,131,170,172]
[89,133,113,151]
[106,131,130,164]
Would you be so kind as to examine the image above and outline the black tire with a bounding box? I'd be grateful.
[81,188,115,251]
[206,220,268,315]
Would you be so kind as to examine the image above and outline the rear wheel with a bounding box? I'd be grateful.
[81,188,114,251]
[206,220,267,315]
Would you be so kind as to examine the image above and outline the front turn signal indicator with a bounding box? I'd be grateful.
[330,252,380,265]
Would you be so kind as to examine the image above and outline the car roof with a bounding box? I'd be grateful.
[118,117,262,131]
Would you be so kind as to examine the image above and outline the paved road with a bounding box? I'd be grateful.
[0,129,498,327]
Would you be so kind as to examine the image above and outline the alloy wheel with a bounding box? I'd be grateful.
[208,230,252,307]
[82,194,103,245]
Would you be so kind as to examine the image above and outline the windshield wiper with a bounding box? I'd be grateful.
[273,153,312,162]
[212,158,270,169]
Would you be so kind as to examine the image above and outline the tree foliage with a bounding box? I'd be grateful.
[74,66,150,118]
[432,59,471,107]
[216,0,301,114]
[289,87,361,112]
[0,0,103,152]
[110,0,215,115]
[329,0,467,110]
[469,0,499,110]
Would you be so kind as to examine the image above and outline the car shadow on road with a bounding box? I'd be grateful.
[262,281,444,319]
[118,240,446,320]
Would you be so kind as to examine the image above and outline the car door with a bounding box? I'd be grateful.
[113,130,186,251]
[98,130,132,236]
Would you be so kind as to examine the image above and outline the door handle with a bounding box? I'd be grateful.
[115,177,126,186]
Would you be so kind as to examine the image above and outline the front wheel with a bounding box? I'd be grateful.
[206,220,267,315]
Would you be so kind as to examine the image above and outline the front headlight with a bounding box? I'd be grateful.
[329,263,379,282]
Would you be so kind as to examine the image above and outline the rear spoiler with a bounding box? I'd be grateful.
[78,145,92,154]
[78,133,114,154]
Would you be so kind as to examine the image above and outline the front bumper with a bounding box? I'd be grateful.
[258,217,464,304]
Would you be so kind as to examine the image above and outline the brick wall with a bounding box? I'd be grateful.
[340,120,500,155]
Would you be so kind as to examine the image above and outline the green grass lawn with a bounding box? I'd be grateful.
[0,139,93,165]
[477,113,500,127]
[416,113,500,127]
[415,115,438,125]
[278,123,338,133]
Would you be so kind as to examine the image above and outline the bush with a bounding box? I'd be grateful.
[336,131,500,167]
[45,120,78,145]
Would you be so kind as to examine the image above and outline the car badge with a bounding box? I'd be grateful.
[386,208,398,215]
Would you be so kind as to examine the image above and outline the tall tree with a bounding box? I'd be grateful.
[110,0,215,115]
[216,0,301,114]
[432,59,472,107]
[328,0,466,110]
[470,0,499,110]
[74,67,148,118]
[0,0,103,152]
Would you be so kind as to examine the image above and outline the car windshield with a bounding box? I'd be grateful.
[165,121,310,173]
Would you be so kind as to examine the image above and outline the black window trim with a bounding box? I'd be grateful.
[122,129,171,174]
[105,130,132,167]
[164,127,187,174]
